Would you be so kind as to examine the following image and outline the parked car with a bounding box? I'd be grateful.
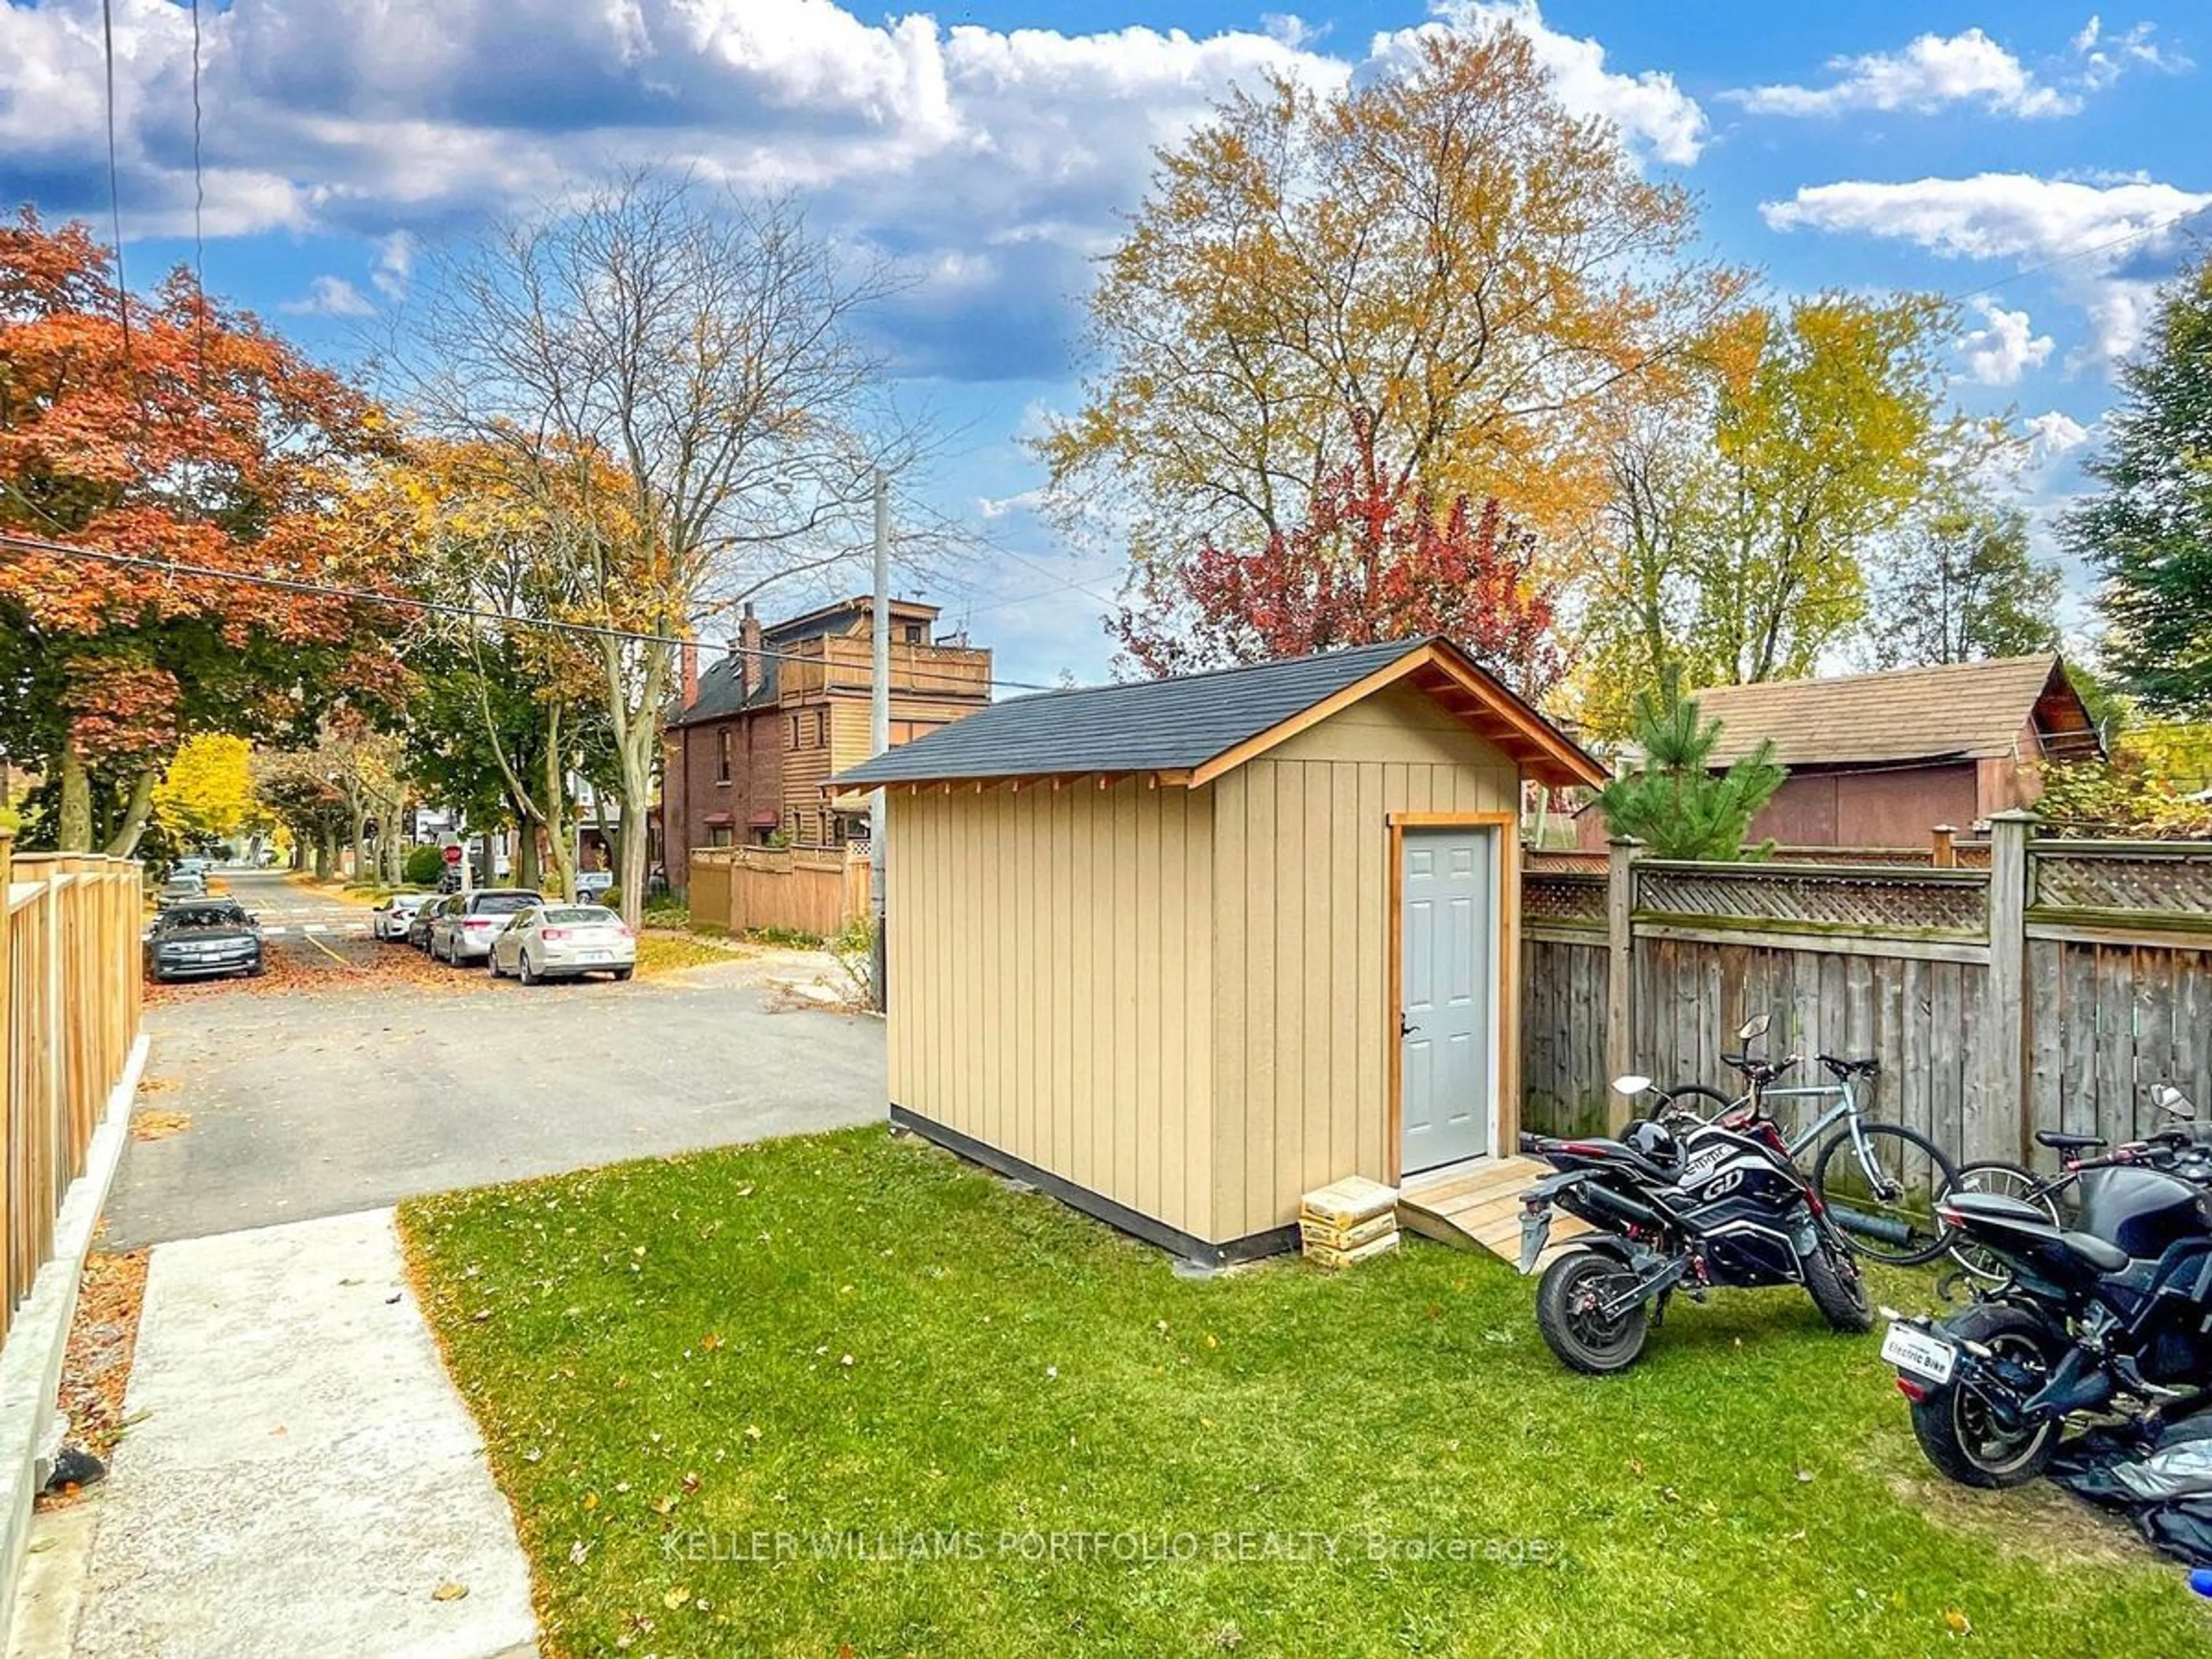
[407,893,456,951]
[156,873,206,904]
[145,900,262,983]
[574,870,616,903]
[373,891,434,942]
[429,889,544,965]
[490,904,637,984]
[173,855,213,880]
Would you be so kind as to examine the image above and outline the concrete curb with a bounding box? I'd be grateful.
[0,1033,147,1657]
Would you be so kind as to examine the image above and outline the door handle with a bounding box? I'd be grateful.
[1400,1015,1419,1037]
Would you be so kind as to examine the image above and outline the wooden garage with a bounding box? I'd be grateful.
[832,637,1605,1262]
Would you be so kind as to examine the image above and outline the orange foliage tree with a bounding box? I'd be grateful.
[0,208,397,852]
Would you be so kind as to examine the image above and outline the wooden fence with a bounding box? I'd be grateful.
[1,839,142,1344]
[687,846,870,940]
[1520,815,2212,1171]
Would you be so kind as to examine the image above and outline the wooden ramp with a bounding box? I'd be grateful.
[1397,1156,1588,1271]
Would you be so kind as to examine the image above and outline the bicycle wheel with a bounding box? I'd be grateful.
[1941,1161,2059,1284]
[1811,1122,1958,1267]
[1654,1084,1734,1124]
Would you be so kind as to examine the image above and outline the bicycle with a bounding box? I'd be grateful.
[1942,1084,2209,1283]
[1627,1015,1959,1267]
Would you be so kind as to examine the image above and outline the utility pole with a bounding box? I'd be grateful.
[869,467,891,1013]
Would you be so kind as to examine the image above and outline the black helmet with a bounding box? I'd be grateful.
[1622,1118,1680,1167]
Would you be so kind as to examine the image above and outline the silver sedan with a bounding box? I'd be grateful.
[488,905,637,984]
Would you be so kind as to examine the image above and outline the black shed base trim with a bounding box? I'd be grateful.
[888,1104,1299,1266]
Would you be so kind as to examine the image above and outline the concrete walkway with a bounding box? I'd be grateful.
[16,1210,534,1658]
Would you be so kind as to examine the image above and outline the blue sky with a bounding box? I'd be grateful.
[2,1,2205,685]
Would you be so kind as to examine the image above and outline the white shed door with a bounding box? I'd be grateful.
[1399,827,1496,1175]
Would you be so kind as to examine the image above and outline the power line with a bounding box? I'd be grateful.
[0,529,1064,694]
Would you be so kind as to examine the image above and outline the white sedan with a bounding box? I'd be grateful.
[488,904,637,984]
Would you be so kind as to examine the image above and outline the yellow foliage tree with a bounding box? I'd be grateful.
[1039,23,1743,566]
[151,734,264,848]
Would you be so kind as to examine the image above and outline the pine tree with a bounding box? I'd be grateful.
[2067,251,2212,717]
[1596,672,1785,860]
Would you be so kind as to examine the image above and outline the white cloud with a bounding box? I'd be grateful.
[1730,28,2077,120]
[2074,16,2191,90]
[279,275,376,318]
[1392,2,1709,166]
[1960,300,2054,385]
[2025,408,2090,463]
[370,231,416,303]
[1762,173,2212,362]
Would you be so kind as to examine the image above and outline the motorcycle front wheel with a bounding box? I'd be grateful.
[1802,1241,1872,1332]
[1535,1250,1650,1374]
[1906,1303,2067,1488]
[1812,1122,1957,1266]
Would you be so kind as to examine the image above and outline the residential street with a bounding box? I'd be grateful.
[107,872,886,1245]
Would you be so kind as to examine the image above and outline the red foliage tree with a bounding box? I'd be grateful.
[0,208,397,851]
[1112,460,1567,700]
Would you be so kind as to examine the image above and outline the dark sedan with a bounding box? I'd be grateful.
[146,900,264,983]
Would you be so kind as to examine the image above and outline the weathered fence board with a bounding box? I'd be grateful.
[1521,825,2212,1175]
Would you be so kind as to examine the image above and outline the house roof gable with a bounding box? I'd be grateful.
[830,637,1604,791]
[1690,654,2103,770]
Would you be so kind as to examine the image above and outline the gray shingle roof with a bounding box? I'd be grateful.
[670,653,779,727]
[831,639,1442,787]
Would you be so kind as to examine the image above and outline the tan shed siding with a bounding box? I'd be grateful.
[1210,686,1518,1240]
[886,781,1215,1241]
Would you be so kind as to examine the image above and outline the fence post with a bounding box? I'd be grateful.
[1983,810,2035,1166]
[1604,836,1643,1131]
[1930,824,1957,869]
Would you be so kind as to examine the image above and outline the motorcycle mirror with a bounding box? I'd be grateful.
[1610,1074,1653,1097]
[1738,1013,1771,1043]
[2153,1083,2196,1120]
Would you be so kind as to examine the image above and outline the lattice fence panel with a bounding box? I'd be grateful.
[1523,871,1606,926]
[1636,862,1988,935]
[2034,849,2212,917]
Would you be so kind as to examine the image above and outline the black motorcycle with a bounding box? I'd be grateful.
[1884,1090,2212,1487]
[1517,1105,1871,1374]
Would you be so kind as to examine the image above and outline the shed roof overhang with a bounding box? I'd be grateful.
[828,638,1604,797]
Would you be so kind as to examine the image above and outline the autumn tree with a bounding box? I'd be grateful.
[404,172,909,918]
[1578,293,1961,732]
[0,209,396,854]
[1869,497,2060,669]
[1040,24,1740,568]
[152,733,267,851]
[1112,435,1565,700]
[2069,249,2212,718]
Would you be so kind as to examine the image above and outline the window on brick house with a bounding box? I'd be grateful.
[715,728,732,783]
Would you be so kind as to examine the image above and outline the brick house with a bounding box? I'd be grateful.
[661,597,992,892]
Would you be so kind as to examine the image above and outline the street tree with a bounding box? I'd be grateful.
[0,209,397,854]
[1040,23,1740,568]
[406,171,908,918]
[151,733,267,851]
[2068,250,2212,718]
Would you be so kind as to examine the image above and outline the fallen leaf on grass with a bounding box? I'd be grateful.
[431,1581,468,1603]
[1943,1609,1972,1636]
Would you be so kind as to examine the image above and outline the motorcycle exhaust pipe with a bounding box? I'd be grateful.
[1828,1203,1915,1248]
[1581,1183,1665,1229]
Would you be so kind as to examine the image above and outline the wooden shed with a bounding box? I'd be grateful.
[833,638,1605,1262]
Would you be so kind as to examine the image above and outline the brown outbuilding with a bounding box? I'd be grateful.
[834,637,1604,1262]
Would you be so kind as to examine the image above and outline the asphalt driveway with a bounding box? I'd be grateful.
[107,876,884,1246]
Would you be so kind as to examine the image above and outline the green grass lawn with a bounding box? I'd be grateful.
[402,1130,2209,1657]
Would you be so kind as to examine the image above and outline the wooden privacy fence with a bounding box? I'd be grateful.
[0,839,142,1344]
[1521,815,2212,1171]
[688,846,870,940]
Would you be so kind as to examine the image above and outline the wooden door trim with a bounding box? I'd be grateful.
[1387,811,1518,1185]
